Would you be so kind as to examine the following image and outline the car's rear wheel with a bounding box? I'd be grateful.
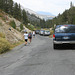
[53,44,58,49]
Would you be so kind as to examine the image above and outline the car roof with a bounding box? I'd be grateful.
[40,30,45,31]
[56,24,75,27]
[45,30,50,31]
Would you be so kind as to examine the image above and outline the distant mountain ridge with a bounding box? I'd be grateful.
[21,6,55,20]
[37,11,55,16]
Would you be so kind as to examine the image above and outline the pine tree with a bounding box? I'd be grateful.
[0,0,3,9]
[20,24,23,31]
[13,2,19,19]
[18,4,22,21]
[8,0,13,15]
[4,0,9,13]
[70,2,73,8]
[22,9,28,25]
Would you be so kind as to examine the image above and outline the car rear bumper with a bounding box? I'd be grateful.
[53,41,75,44]
[44,34,50,36]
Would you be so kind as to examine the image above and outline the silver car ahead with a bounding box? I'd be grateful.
[43,30,50,36]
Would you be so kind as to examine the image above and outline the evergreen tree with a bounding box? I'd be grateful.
[70,2,73,8]
[13,2,19,19]
[20,24,23,31]
[8,0,13,15]
[40,19,46,28]
[4,0,9,13]
[22,9,28,25]
[0,0,3,9]
[18,4,22,21]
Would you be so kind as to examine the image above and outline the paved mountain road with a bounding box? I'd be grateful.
[0,35,75,75]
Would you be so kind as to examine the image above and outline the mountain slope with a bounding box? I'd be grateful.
[22,6,55,20]
[37,11,54,16]
[0,10,30,44]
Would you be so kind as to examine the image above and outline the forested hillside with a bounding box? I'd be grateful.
[0,0,54,28]
[1,0,75,29]
[0,0,28,25]
[46,2,75,27]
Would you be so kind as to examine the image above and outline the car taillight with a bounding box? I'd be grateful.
[53,34,55,38]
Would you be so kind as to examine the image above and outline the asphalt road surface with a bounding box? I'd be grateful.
[0,35,75,75]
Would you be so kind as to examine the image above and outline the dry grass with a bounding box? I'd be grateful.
[50,30,54,35]
[0,32,5,38]
[49,30,54,38]
[10,40,24,49]
[0,37,10,54]
[0,37,24,54]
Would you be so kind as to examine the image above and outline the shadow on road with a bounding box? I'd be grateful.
[54,44,75,50]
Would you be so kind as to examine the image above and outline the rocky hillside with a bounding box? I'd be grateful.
[0,10,30,44]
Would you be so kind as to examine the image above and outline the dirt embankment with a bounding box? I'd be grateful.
[0,11,30,44]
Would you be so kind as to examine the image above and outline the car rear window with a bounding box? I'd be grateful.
[40,30,45,32]
[45,31,50,32]
[55,25,75,33]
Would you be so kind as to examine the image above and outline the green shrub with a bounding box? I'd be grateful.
[0,15,3,17]
[0,12,3,17]
[2,17,6,21]
[0,37,10,54]
[9,20,16,29]
[26,25,35,31]
[20,24,23,31]
[16,28,20,32]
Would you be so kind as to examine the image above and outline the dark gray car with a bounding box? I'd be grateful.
[43,30,50,36]
[39,30,45,35]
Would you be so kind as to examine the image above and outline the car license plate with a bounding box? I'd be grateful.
[62,42,69,43]
[63,36,69,39]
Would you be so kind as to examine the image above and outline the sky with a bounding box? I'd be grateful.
[13,0,75,16]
